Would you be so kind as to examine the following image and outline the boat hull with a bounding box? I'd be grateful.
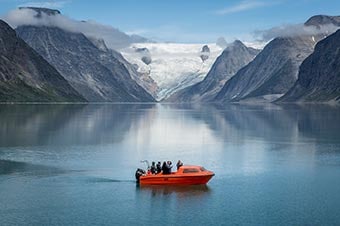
[139,173,214,185]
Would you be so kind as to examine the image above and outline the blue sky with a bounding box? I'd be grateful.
[1,0,340,43]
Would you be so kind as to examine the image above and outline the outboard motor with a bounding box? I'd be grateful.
[135,168,146,182]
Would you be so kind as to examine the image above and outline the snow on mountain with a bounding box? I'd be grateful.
[121,43,223,100]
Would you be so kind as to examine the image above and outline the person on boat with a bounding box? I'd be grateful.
[156,161,162,174]
[166,161,173,174]
[161,161,168,174]
[150,161,156,174]
[176,160,183,170]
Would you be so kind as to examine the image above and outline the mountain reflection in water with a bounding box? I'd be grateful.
[0,103,340,225]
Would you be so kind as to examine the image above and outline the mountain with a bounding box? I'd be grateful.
[121,43,224,100]
[304,15,340,27]
[215,15,340,103]
[166,40,259,102]
[16,25,155,102]
[215,36,316,102]
[0,20,84,102]
[89,37,159,98]
[278,29,340,103]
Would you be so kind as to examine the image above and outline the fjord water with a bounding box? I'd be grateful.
[0,103,340,225]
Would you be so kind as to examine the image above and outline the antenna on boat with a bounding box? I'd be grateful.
[140,160,150,169]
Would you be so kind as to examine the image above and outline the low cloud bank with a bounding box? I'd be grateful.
[1,8,142,50]
[254,23,340,41]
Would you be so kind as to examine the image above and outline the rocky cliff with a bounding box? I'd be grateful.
[167,40,259,102]
[278,29,340,103]
[16,25,155,102]
[215,15,340,103]
[89,38,159,99]
[215,36,316,102]
[0,20,84,102]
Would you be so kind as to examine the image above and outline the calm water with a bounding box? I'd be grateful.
[0,103,340,225]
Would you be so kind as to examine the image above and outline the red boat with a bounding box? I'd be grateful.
[135,165,214,185]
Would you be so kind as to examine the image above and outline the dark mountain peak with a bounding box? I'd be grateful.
[18,7,61,17]
[231,39,245,47]
[0,19,16,37]
[225,40,249,53]
[221,40,246,56]
[222,40,259,59]
[263,36,300,50]
[0,20,19,54]
[0,19,9,28]
[304,15,340,27]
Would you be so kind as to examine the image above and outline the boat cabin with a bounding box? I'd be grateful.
[176,165,207,174]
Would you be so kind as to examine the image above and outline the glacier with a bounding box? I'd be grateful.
[121,43,223,100]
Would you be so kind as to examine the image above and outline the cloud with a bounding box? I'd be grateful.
[254,23,340,41]
[2,8,228,45]
[215,0,271,15]
[18,1,69,9]
[1,8,136,49]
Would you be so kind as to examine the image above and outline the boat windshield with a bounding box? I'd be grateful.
[183,168,199,173]
[200,167,206,171]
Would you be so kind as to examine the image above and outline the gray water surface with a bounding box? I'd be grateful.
[0,103,340,225]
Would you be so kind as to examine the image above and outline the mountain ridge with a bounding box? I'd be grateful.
[214,36,316,103]
[16,25,155,102]
[214,14,340,103]
[278,29,340,103]
[166,40,259,102]
[0,19,85,102]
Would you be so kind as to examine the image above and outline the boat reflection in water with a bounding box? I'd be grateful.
[136,184,211,198]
